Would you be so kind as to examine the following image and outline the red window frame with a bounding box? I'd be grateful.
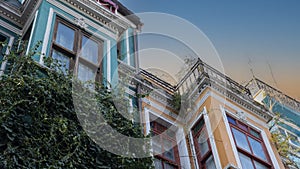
[151,121,180,169]
[227,115,273,169]
[192,118,215,169]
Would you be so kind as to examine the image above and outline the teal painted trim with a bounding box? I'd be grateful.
[120,33,127,62]
[279,123,300,137]
[29,0,118,62]
[0,24,18,38]
[102,41,108,86]
[128,28,135,67]
[262,96,300,127]
[110,40,118,87]
[29,1,53,61]
[27,0,121,89]
[0,17,22,30]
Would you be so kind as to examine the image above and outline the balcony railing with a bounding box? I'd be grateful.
[251,78,300,113]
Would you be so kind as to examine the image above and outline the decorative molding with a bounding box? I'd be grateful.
[0,18,22,35]
[47,0,117,39]
[0,0,39,28]
[74,17,87,29]
[236,111,246,122]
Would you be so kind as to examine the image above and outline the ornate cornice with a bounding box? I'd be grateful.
[0,0,39,28]
[188,76,273,121]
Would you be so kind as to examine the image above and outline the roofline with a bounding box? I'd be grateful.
[111,0,142,26]
[251,78,300,104]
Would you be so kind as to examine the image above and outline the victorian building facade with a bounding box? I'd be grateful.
[0,0,140,85]
[132,59,286,169]
[0,0,295,169]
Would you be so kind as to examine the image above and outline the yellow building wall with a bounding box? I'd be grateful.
[140,86,285,169]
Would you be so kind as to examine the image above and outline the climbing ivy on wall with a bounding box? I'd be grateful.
[0,42,153,168]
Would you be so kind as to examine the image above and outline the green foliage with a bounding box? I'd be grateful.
[0,42,153,168]
[270,114,300,169]
[172,92,181,111]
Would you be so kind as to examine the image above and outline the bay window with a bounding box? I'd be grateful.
[51,17,103,82]
[192,118,216,169]
[151,121,180,169]
[0,34,7,60]
[227,115,273,169]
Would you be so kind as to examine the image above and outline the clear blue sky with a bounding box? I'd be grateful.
[120,0,300,99]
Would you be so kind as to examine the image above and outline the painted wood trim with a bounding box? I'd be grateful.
[203,107,222,169]
[220,106,242,168]
[26,10,39,55]
[40,7,54,64]
[0,31,15,76]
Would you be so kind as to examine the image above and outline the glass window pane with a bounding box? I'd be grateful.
[238,123,248,132]
[193,119,204,134]
[163,138,175,161]
[205,155,217,169]
[249,137,267,161]
[227,116,236,125]
[254,160,268,169]
[52,50,70,74]
[0,34,6,60]
[154,158,163,169]
[232,128,251,152]
[198,129,210,155]
[55,23,75,51]
[239,152,255,169]
[77,63,96,82]
[250,129,260,139]
[163,162,176,169]
[81,36,99,63]
[152,137,162,155]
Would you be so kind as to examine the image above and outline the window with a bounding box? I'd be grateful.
[51,17,103,82]
[227,115,273,169]
[192,118,216,169]
[151,121,180,169]
[0,34,7,60]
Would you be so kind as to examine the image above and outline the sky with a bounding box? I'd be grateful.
[119,0,300,100]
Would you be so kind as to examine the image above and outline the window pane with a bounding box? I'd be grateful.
[239,152,255,169]
[52,50,70,74]
[78,63,96,82]
[56,23,75,51]
[254,160,268,169]
[163,162,176,169]
[238,123,248,132]
[198,129,209,155]
[249,137,267,161]
[154,158,163,169]
[0,34,6,60]
[250,129,260,139]
[227,116,236,125]
[152,137,161,154]
[163,138,175,161]
[81,36,99,63]
[232,128,251,152]
[205,155,217,169]
[193,119,204,134]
